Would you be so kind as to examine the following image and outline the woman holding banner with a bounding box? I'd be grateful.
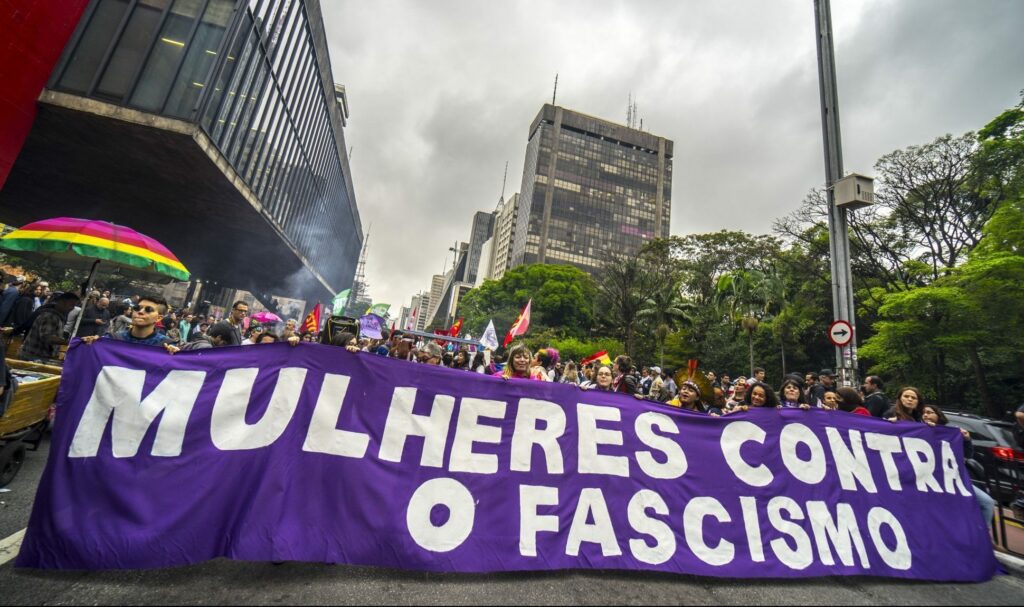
[885,386,925,422]
[496,343,545,380]
[580,365,615,391]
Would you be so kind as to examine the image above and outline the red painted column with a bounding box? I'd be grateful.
[0,0,91,189]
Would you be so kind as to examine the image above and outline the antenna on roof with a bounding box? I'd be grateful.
[500,161,508,204]
[627,92,632,127]
[552,74,558,105]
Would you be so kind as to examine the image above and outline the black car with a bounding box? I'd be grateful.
[945,410,1024,503]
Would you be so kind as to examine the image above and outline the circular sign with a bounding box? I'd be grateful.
[829,320,854,347]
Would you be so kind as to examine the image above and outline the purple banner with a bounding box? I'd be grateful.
[18,340,998,580]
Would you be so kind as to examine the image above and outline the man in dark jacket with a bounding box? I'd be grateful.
[77,296,111,337]
[862,375,890,418]
[19,292,79,361]
[0,274,21,326]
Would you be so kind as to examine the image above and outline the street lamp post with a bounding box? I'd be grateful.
[814,0,859,388]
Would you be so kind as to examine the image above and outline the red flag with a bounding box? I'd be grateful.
[503,299,532,347]
[303,303,322,334]
[448,317,464,338]
[580,350,611,366]
[390,321,396,333]
[433,328,449,346]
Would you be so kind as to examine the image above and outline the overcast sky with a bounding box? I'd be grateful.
[321,0,1024,313]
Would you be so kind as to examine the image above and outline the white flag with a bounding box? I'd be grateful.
[480,320,499,350]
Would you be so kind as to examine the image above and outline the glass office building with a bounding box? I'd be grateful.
[510,104,672,276]
[45,0,362,295]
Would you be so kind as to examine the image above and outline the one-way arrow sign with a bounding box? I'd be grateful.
[829,320,854,347]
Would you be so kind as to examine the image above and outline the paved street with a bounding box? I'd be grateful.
[2,436,1023,606]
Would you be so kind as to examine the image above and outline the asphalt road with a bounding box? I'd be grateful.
[2,436,1023,606]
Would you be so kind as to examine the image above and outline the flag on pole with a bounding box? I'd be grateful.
[448,317,464,338]
[580,350,612,366]
[503,299,532,347]
[366,303,391,317]
[406,306,417,330]
[480,320,499,350]
[331,289,351,313]
[303,303,322,334]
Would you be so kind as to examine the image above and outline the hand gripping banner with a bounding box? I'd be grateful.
[18,340,998,581]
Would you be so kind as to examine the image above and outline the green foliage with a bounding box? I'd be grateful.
[524,333,624,364]
[457,264,597,341]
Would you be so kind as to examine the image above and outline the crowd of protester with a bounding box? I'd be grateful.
[2,270,1022,528]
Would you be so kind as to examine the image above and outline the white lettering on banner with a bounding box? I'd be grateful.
[627,490,675,565]
[721,421,773,487]
[510,399,566,474]
[634,412,687,480]
[519,485,560,557]
[513,491,919,572]
[576,404,629,478]
[683,497,735,566]
[406,478,475,552]
[767,496,814,570]
[69,366,206,458]
[806,501,870,568]
[867,507,912,570]
[940,441,972,497]
[902,437,944,494]
[211,368,307,450]
[566,488,621,557]
[450,398,507,474]
[825,428,878,493]
[378,388,454,467]
[864,433,905,491]
[302,373,369,458]
[739,496,765,562]
[780,424,827,485]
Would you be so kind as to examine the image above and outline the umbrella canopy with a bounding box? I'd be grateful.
[0,217,189,282]
[251,311,281,324]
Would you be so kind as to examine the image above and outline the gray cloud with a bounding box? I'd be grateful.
[321,0,1024,312]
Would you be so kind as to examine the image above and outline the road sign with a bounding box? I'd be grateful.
[829,320,853,347]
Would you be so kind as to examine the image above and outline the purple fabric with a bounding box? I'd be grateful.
[18,340,998,580]
[359,314,384,339]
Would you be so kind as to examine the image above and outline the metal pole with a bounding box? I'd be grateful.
[814,0,858,387]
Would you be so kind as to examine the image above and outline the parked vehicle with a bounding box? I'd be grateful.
[945,410,1023,504]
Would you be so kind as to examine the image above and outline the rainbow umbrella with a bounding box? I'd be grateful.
[0,217,189,282]
[0,218,190,336]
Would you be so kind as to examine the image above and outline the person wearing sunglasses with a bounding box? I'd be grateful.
[82,295,178,353]
[225,300,248,346]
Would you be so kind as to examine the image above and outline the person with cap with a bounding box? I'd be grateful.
[648,366,666,402]
[19,291,80,362]
[809,369,836,406]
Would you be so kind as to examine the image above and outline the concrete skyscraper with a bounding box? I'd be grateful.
[510,104,672,276]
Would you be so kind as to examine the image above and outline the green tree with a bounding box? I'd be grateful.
[637,277,694,367]
[457,264,598,342]
[860,197,1024,416]
[595,253,658,357]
